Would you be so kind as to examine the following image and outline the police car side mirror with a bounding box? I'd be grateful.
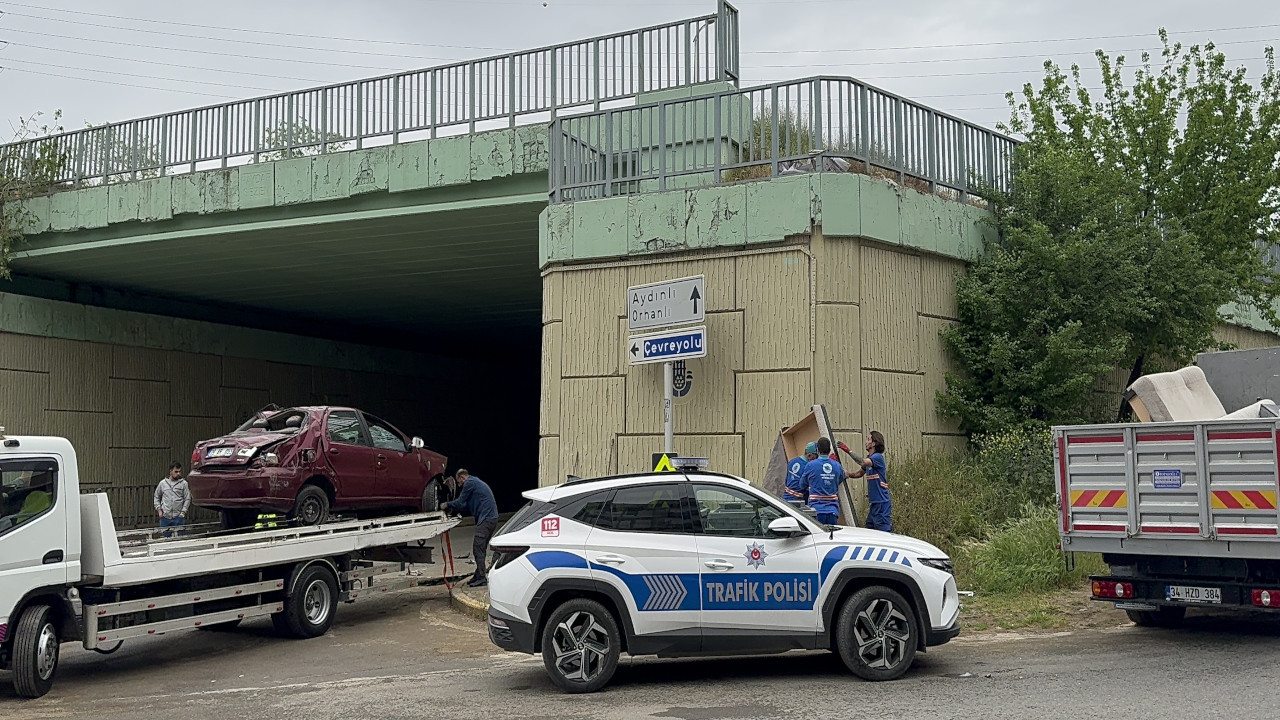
[767,516,807,538]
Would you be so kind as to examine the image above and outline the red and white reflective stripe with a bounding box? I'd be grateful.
[1072,523,1126,532]
[1141,525,1200,534]
[1067,434,1124,445]
[1207,430,1272,441]
[809,493,838,501]
[1217,526,1279,536]
[1057,436,1070,533]
[0,623,6,643]
[1135,432,1194,443]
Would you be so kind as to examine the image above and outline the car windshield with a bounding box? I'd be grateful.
[233,408,310,434]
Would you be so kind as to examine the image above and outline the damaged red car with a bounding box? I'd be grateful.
[188,405,449,528]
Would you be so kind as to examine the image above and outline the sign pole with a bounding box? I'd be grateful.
[664,361,674,454]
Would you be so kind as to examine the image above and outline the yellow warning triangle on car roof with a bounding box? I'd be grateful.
[652,453,677,472]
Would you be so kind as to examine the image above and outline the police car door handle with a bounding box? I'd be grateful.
[596,555,627,565]
[704,560,734,570]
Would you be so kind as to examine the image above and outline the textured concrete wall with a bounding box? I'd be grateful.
[0,331,438,528]
[538,173,979,487]
[539,228,969,487]
[22,126,549,235]
[0,293,534,528]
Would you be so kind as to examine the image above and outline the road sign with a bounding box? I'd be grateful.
[628,326,707,366]
[627,275,705,331]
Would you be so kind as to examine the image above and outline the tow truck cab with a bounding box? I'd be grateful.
[0,431,82,673]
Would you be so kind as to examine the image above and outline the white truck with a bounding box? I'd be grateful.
[1056,416,1280,626]
[0,431,459,698]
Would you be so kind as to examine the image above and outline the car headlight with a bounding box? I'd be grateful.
[237,447,259,458]
[918,557,954,575]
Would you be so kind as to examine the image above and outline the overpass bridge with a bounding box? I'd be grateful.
[2,2,1169,521]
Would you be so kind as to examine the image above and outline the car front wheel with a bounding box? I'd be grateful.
[835,585,919,681]
[292,486,330,526]
[540,599,621,693]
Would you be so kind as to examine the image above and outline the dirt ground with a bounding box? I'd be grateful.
[961,581,1131,634]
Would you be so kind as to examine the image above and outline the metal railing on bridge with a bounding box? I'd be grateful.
[549,75,1018,205]
[1,3,739,188]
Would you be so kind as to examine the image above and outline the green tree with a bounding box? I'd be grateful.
[940,35,1280,436]
[0,110,69,279]
[259,118,349,161]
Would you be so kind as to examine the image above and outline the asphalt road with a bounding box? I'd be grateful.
[5,587,1280,720]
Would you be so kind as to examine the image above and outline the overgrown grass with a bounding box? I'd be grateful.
[883,427,1105,599]
[956,508,1106,594]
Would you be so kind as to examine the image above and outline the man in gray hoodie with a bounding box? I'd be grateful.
[154,461,191,536]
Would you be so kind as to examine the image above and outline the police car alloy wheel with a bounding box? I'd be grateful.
[835,585,918,681]
[540,599,621,693]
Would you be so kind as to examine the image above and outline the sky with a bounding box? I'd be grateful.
[0,0,1275,140]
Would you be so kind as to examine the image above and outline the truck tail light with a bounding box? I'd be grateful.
[1092,580,1135,599]
[490,546,529,570]
[1252,589,1280,607]
[191,448,200,467]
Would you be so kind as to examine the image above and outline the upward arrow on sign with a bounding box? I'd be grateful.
[690,286,701,315]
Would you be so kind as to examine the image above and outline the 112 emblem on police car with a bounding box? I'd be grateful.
[744,542,768,569]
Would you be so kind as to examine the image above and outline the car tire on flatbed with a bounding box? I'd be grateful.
[279,564,338,639]
[292,486,330,526]
[835,585,918,682]
[12,604,59,699]
[1126,606,1186,628]
[540,598,621,694]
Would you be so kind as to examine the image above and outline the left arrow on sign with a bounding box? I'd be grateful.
[630,342,639,357]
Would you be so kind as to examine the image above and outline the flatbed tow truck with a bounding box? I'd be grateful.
[0,430,460,698]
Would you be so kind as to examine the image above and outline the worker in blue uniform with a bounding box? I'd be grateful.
[782,441,819,505]
[844,431,892,532]
[800,437,847,526]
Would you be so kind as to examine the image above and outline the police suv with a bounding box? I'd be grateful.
[485,471,960,693]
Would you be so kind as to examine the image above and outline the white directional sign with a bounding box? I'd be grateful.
[628,326,708,366]
[627,275,705,332]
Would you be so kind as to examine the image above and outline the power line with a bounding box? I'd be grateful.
[0,64,236,98]
[1,40,334,84]
[742,22,1280,54]
[0,2,511,51]
[0,57,283,92]
[741,56,1269,81]
[0,9,477,62]
[2,27,410,71]
[742,36,1277,68]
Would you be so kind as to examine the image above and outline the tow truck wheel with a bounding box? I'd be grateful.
[13,604,59,698]
[280,565,338,638]
[1126,606,1186,628]
[540,598,620,693]
[835,585,918,681]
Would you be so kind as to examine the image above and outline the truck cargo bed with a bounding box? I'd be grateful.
[80,494,459,587]
[1056,419,1280,559]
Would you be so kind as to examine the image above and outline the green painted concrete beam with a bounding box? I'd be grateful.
[21,192,547,259]
[21,126,550,237]
[539,172,993,268]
